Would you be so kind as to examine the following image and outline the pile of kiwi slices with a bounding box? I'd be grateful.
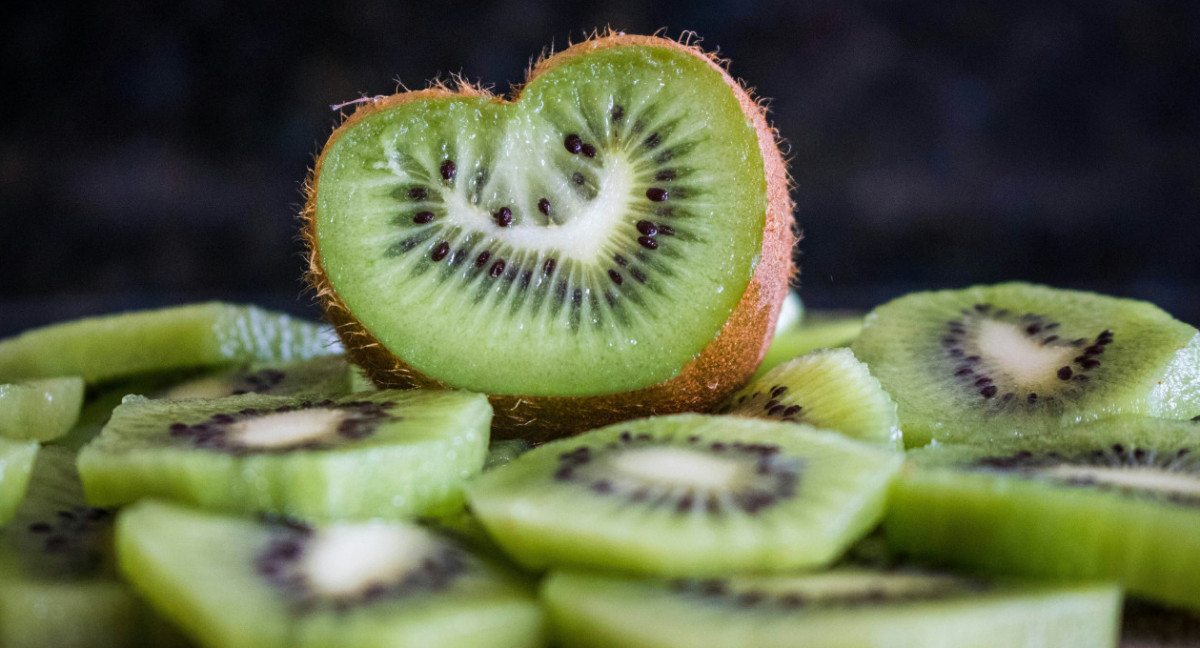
[3,31,1200,648]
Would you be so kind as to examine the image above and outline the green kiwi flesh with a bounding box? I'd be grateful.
[884,416,1200,611]
[78,389,491,520]
[851,283,1200,446]
[0,376,85,441]
[542,568,1121,648]
[466,413,902,576]
[116,499,547,648]
[754,311,864,379]
[0,437,37,524]
[154,354,356,400]
[484,439,532,471]
[715,348,902,449]
[311,44,769,397]
[0,303,338,385]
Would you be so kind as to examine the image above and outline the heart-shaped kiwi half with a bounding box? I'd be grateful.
[302,33,795,442]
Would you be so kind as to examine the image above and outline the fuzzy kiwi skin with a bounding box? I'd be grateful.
[300,32,796,443]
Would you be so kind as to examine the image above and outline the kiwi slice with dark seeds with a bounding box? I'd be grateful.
[542,568,1121,648]
[0,376,85,441]
[851,283,1200,447]
[467,413,902,576]
[0,302,338,385]
[78,389,491,520]
[154,355,355,401]
[116,499,546,648]
[884,416,1200,611]
[0,437,37,524]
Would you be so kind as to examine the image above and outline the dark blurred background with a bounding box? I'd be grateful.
[3,1,1199,336]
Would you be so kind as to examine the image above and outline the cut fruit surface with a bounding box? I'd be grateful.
[884,416,1200,611]
[304,34,794,439]
[78,389,491,520]
[716,348,902,449]
[155,355,355,401]
[0,437,37,524]
[0,303,338,385]
[116,500,546,648]
[851,283,1200,446]
[0,376,84,441]
[542,568,1121,648]
[466,413,901,576]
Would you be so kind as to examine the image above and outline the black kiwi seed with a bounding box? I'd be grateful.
[610,105,624,122]
[408,187,428,200]
[638,236,658,250]
[655,169,677,181]
[431,242,449,262]
[636,220,658,236]
[581,143,597,158]
[657,224,675,236]
[643,132,662,149]
[543,258,557,275]
[474,251,490,267]
[646,188,668,202]
[1057,366,1073,380]
[613,254,628,267]
[489,260,506,278]
[629,267,647,284]
[608,269,623,285]
[564,134,583,154]
[493,207,513,227]
[413,211,434,224]
[538,198,551,216]
[439,159,456,182]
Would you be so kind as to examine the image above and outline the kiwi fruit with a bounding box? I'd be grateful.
[154,354,355,401]
[884,416,1200,611]
[542,568,1121,648]
[851,283,1200,446]
[116,499,546,648]
[302,33,795,441]
[755,311,864,379]
[466,413,901,577]
[78,389,492,520]
[715,348,902,449]
[0,302,339,385]
[0,437,38,524]
[0,376,85,441]
[484,438,532,471]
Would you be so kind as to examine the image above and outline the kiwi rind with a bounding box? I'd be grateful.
[884,416,1200,611]
[77,389,492,521]
[466,413,901,577]
[0,376,85,441]
[303,33,796,442]
[541,568,1121,648]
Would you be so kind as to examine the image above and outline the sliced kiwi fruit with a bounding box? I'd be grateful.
[0,376,85,441]
[0,446,186,647]
[485,438,532,471]
[78,389,491,520]
[542,568,1121,648]
[303,33,795,441]
[884,416,1200,611]
[116,499,546,648]
[466,413,902,576]
[154,354,355,401]
[0,302,339,385]
[851,283,1200,446]
[0,437,37,524]
[715,348,902,449]
[755,311,864,379]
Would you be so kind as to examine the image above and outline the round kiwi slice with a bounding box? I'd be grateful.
[303,33,795,440]
[851,283,1200,447]
[715,348,903,449]
[0,437,37,525]
[154,354,355,401]
[884,416,1200,611]
[77,389,492,520]
[542,568,1121,648]
[116,499,546,648]
[0,376,84,441]
[466,413,902,576]
[0,302,339,386]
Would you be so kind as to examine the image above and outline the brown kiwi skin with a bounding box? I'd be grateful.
[301,31,797,443]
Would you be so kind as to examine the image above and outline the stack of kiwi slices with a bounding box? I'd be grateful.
[5,31,1200,648]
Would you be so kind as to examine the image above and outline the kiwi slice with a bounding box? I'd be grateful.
[303,33,795,441]
[0,437,37,524]
[466,413,902,576]
[0,302,338,385]
[155,354,355,401]
[542,568,1121,648]
[755,311,864,379]
[851,283,1200,446]
[78,389,491,520]
[715,348,902,449]
[116,499,546,648]
[484,438,532,471]
[884,416,1200,611]
[0,376,84,441]
[0,446,185,647]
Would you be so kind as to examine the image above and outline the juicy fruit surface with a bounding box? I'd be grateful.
[0,438,37,524]
[885,417,1200,610]
[156,355,355,401]
[0,303,338,385]
[542,569,1121,648]
[0,376,85,441]
[78,389,491,520]
[116,500,546,648]
[313,44,767,396]
[467,414,902,576]
[851,282,1200,446]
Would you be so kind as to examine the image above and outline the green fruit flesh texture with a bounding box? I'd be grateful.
[851,282,1200,447]
[155,355,356,401]
[0,303,338,385]
[719,348,902,449]
[78,389,491,520]
[542,569,1121,648]
[467,413,902,576]
[315,45,766,395]
[0,376,85,441]
[116,500,546,648]
[0,438,38,525]
[885,417,1200,610]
